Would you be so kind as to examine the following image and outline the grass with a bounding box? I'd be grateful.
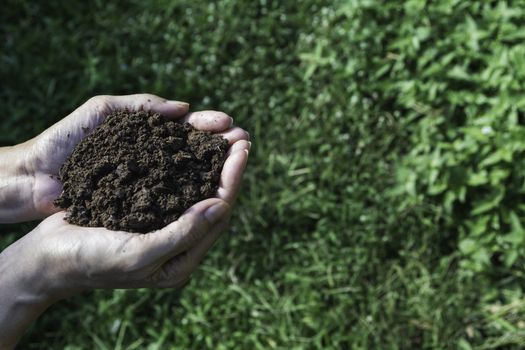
[2,0,525,348]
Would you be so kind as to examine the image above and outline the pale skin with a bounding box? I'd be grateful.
[0,94,250,349]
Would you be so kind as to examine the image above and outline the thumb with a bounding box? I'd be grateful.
[141,198,231,262]
[103,94,189,119]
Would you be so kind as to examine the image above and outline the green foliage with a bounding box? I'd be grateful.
[380,1,525,275]
[2,0,525,349]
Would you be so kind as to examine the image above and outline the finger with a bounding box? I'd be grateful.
[217,147,249,205]
[39,211,68,228]
[182,111,233,132]
[226,139,251,156]
[105,94,189,119]
[155,219,230,288]
[219,127,250,145]
[138,198,231,262]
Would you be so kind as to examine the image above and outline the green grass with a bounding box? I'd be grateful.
[2,0,525,348]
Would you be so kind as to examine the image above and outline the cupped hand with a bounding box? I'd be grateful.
[0,94,249,349]
[18,197,230,297]
[21,94,249,293]
[24,93,250,219]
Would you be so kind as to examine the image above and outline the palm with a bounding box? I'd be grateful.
[31,113,106,214]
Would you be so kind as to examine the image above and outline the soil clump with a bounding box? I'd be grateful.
[54,110,228,233]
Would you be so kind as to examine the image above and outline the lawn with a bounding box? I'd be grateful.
[2,0,525,349]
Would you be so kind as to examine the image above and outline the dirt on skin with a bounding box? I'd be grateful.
[54,110,228,233]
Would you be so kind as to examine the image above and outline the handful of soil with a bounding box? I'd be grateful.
[54,110,228,233]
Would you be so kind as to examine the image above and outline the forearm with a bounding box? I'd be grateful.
[0,142,38,223]
[0,239,55,349]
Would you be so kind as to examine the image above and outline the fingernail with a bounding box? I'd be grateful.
[248,141,252,150]
[167,101,189,108]
[204,202,228,224]
[228,117,234,127]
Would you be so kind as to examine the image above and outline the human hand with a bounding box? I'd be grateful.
[1,92,249,292]
[0,94,249,222]
[22,98,249,291]
[2,112,248,293]
[0,94,250,348]
[0,160,248,349]
[0,196,235,349]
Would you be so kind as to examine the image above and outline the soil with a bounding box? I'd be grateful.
[54,110,228,233]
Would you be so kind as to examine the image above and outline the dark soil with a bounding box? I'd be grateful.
[54,110,228,233]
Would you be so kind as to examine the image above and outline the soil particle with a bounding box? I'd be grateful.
[54,110,228,233]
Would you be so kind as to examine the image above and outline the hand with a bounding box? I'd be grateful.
[20,93,249,290]
[0,93,250,348]
[0,151,249,348]
[10,92,249,288]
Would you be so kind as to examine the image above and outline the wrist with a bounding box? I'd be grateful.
[0,233,59,303]
[0,235,57,348]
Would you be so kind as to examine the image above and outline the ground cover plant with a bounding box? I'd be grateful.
[2,0,525,349]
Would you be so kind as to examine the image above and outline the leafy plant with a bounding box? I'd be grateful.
[2,0,525,349]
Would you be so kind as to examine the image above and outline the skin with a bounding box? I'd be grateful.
[0,94,250,349]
